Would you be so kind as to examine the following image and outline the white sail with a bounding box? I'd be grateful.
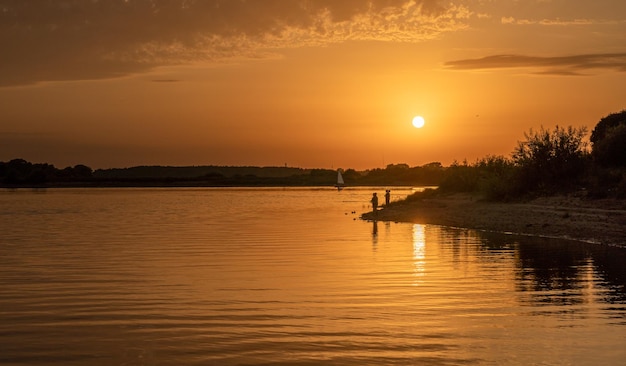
[335,170,345,190]
[337,170,344,185]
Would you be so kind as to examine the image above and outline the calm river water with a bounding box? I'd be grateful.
[1,187,625,365]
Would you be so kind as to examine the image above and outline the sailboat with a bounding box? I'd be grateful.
[335,170,345,191]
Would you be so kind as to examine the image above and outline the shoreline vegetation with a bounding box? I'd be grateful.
[361,191,626,247]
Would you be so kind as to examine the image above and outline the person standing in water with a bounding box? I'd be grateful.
[371,193,379,214]
[385,190,390,206]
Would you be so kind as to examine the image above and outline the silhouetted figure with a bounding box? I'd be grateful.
[371,192,378,214]
[385,189,390,205]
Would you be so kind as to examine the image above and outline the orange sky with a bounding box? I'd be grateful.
[1,0,625,170]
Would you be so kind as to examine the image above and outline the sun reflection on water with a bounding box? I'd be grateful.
[412,224,426,284]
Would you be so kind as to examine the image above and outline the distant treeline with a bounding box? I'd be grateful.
[0,160,444,188]
[0,161,93,186]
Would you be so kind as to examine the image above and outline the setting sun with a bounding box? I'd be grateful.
[412,116,425,128]
[0,1,624,170]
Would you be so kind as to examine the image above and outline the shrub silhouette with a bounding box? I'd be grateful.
[512,125,588,193]
[591,110,626,168]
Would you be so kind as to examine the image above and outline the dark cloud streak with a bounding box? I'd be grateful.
[445,53,626,75]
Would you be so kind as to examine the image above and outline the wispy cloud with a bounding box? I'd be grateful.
[0,0,470,87]
[445,53,626,75]
[500,16,624,26]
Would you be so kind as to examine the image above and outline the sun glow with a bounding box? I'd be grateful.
[412,116,425,128]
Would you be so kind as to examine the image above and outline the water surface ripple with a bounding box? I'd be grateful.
[1,188,625,365]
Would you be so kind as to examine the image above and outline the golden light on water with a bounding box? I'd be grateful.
[412,224,426,284]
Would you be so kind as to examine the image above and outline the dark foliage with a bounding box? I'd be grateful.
[591,111,626,168]
[438,160,478,193]
[584,165,626,198]
[94,165,308,179]
[435,114,625,200]
[511,125,588,194]
[361,163,443,186]
[0,160,445,188]
[0,159,93,186]
[438,156,519,200]
[590,110,626,145]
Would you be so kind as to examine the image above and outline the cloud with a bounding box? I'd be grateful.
[0,0,469,87]
[500,16,622,26]
[501,16,515,25]
[444,53,626,75]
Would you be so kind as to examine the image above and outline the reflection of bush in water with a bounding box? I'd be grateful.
[469,230,626,305]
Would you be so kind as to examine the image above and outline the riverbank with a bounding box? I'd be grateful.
[361,193,626,247]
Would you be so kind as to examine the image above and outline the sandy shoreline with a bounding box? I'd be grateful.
[361,194,626,247]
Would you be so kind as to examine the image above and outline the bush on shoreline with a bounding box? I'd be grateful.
[435,111,626,201]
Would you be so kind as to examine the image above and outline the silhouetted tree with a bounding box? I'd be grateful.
[438,159,479,192]
[590,110,626,144]
[72,164,93,178]
[0,159,58,185]
[591,110,626,167]
[422,162,442,169]
[512,125,588,192]
[1,159,33,184]
[386,163,410,170]
[474,155,517,200]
